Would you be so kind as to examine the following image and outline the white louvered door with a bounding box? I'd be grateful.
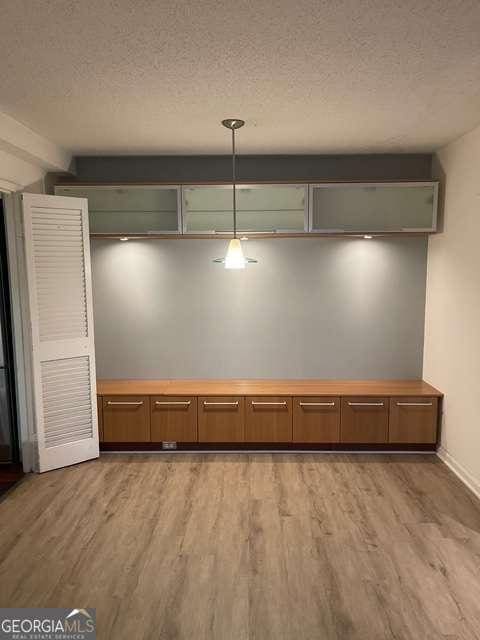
[22,193,99,472]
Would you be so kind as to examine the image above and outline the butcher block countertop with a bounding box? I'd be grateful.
[96,379,443,397]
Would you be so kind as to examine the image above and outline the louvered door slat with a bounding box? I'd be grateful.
[44,407,92,421]
[43,373,91,385]
[22,193,99,472]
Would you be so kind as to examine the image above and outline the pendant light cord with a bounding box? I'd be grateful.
[232,127,237,239]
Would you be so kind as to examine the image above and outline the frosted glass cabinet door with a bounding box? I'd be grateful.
[55,186,181,233]
[309,183,438,232]
[183,185,308,233]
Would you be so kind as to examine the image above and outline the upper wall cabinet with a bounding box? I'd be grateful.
[55,181,439,236]
[55,186,182,234]
[309,182,438,233]
[182,184,308,233]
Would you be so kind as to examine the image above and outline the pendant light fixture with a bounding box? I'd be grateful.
[213,118,257,269]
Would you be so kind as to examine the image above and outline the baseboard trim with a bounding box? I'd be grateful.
[101,450,437,456]
[437,447,480,501]
[100,442,437,453]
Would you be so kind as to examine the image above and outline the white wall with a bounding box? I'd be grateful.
[92,236,428,380]
[424,123,480,498]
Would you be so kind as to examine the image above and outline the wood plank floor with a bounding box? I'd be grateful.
[0,454,479,640]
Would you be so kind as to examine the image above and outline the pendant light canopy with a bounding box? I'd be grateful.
[213,119,257,269]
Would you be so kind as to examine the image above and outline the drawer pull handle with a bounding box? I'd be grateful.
[106,401,144,406]
[155,401,191,406]
[203,401,239,406]
[396,402,433,407]
[300,402,335,407]
[348,402,384,407]
[252,401,287,406]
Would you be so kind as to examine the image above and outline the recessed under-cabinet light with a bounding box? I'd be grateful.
[119,237,129,242]
[363,235,373,239]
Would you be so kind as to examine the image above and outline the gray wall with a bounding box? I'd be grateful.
[64,153,433,185]
[91,236,428,379]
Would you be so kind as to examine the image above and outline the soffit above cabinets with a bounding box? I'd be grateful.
[55,182,439,238]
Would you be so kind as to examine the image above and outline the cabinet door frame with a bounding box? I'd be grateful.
[55,184,183,235]
[293,396,340,443]
[340,397,389,444]
[102,395,150,442]
[245,396,293,442]
[150,395,198,442]
[308,181,439,233]
[182,184,309,234]
[389,397,439,444]
[198,396,245,442]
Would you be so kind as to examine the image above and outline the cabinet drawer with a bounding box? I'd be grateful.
[102,396,150,442]
[245,396,292,442]
[293,397,340,443]
[198,396,245,442]
[389,397,438,443]
[151,396,197,442]
[341,397,388,443]
[97,396,104,442]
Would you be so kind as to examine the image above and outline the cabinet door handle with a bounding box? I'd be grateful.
[300,402,336,407]
[348,402,384,407]
[106,401,144,406]
[155,401,191,406]
[203,401,239,407]
[396,402,433,407]
[251,401,287,406]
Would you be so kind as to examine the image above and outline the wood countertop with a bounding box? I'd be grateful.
[97,379,443,397]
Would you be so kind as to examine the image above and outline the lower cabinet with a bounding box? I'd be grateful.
[293,397,340,443]
[102,396,150,442]
[340,397,389,443]
[389,397,438,443]
[198,396,245,442]
[245,396,292,442]
[97,391,440,447]
[150,396,197,442]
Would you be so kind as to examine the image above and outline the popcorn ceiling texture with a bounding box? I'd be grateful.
[1,0,480,154]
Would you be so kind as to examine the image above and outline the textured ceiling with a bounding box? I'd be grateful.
[1,0,480,154]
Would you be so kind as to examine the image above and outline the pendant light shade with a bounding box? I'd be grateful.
[224,238,246,269]
[213,118,257,268]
